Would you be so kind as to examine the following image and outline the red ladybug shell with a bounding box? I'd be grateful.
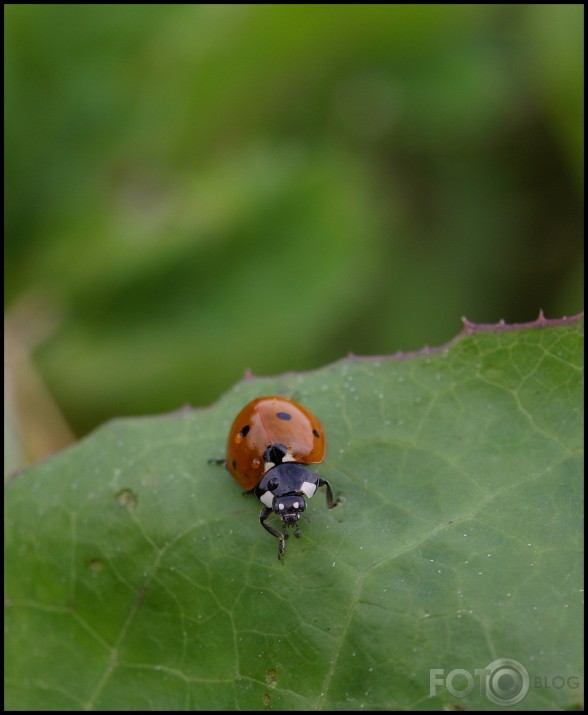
[226,396,326,491]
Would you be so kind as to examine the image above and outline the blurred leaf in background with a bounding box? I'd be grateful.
[4,5,583,468]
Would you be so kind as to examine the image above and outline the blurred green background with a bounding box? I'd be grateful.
[4,5,583,468]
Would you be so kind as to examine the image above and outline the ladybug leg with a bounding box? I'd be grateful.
[207,458,227,468]
[259,506,288,559]
[318,478,339,509]
[278,535,287,559]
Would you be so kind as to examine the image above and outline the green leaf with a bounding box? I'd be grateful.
[5,315,583,710]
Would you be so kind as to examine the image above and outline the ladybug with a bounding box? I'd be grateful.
[215,396,337,559]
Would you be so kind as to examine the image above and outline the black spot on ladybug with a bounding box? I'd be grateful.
[239,424,251,437]
[312,429,320,438]
[276,411,292,421]
[232,459,237,471]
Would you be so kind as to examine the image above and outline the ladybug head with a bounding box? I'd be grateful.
[273,495,307,525]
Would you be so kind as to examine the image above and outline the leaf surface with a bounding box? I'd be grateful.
[5,316,584,710]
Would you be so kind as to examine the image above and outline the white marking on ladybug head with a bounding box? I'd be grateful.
[301,481,317,499]
[278,502,285,511]
[282,451,296,463]
[263,461,275,473]
[259,491,274,508]
[293,501,300,509]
